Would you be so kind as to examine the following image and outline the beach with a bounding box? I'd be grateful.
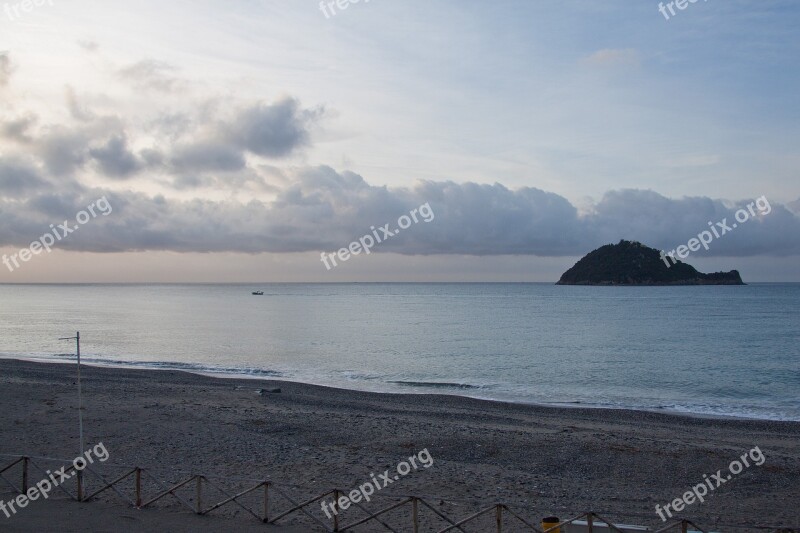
[1,359,798,531]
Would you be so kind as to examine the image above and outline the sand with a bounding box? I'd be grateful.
[1,359,798,532]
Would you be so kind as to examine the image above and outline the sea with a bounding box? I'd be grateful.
[1,283,798,421]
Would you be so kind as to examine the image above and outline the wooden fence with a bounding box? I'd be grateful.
[0,454,795,533]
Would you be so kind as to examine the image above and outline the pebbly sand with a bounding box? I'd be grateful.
[1,359,798,532]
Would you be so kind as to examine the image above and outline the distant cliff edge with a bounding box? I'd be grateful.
[556,240,745,286]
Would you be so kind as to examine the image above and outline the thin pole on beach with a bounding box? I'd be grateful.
[59,331,84,499]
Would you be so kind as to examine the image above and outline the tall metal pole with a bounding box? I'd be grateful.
[76,331,84,455]
[59,331,84,499]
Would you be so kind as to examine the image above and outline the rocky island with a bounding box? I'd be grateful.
[557,240,745,285]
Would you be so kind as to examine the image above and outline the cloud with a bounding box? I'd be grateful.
[65,86,95,122]
[77,40,99,53]
[586,189,800,257]
[117,60,184,93]
[0,167,797,259]
[0,53,12,86]
[1,56,796,262]
[227,98,323,158]
[38,129,90,175]
[147,112,193,141]
[1,113,37,143]
[2,54,321,188]
[3,92,317,183]
[583,48,641,67]
[0,160,48,193]
[88,134,143,178]
[168,141,246,174]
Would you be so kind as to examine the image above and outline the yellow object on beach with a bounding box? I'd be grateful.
[542,516,560,533]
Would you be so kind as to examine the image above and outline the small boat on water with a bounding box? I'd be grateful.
[252,290,264,295]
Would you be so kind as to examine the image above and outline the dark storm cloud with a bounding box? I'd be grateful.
[1,166,798,258]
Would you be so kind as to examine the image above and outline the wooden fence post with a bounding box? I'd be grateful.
[135,468,142,507]
[195,475,203,514]
[496,504,503,532]
[77,470,84,501]
[333,489,340,532]
[21,457,28,493]
[412,497,419,533]
[262,482,270,522]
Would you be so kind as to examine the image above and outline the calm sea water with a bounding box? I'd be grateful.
[0,283,798,421]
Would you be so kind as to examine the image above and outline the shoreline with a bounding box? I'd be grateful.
[2,358,799,530]
[2,353,796,424]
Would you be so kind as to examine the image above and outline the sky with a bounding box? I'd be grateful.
[0,0,799,282]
